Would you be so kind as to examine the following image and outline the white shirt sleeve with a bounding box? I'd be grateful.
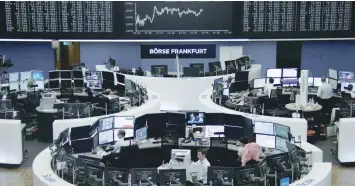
[112,140,122,153]
[317,84,322,97]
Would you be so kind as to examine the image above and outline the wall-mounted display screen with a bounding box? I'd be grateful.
[186,112,205,124]
[1,1,355,40]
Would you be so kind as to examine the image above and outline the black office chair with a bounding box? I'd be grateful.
[26,91,41,116]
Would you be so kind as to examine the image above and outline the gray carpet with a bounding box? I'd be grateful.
[22,139,51,167]
[312,136,339,165]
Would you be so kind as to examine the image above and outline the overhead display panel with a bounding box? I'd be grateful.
[0,1,355,40]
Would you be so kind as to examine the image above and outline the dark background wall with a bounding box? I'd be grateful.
[1,40,355,78]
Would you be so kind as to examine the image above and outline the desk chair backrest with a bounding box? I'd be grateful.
[270,88,282,99]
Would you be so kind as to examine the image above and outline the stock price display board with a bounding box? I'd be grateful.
[0,1,355,39]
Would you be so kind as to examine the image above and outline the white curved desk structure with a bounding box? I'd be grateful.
[120,64,261,111]
[32,71,331,186]
[0,119,25,165]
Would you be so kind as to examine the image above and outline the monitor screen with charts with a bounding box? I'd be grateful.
[282,68,297,77]
[276,137,288,152]
[308,77,314,86]
[339,71,354,82]
[99,130,114,145]
[9,72,19,82]
[282,78,298,86]
[135,127,148,141]
[272,78,281,85]
[9,82,19,91]
[88,80,102,90]
[329,69,338,80]
[254,121,274,135]
[253,78,266,89]
[274,124,290,139]
[98,117,114,131]
[267,69,282,78]
[20,71,32,81]
[114,129,134,141]
[341,82,355,91]
[256,134,275,149]
[114,116,134,128]
[35,81,44,90]
[205,125,224,138]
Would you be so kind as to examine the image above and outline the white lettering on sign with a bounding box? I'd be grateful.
[42,173,56,183]
[296,178,315,186]
[149,48,208,55]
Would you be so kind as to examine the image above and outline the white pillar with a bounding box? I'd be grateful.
[300,70,309,107]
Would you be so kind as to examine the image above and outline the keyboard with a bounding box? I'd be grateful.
[74,89,84,93]
[139,139,147,144]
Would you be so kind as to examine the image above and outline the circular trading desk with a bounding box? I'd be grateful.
[198,87,332,186]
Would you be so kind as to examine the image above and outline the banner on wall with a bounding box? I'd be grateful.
[141,44,216,59]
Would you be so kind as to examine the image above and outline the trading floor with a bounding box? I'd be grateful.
[0,138,353,186]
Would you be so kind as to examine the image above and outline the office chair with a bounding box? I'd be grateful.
[26,91,41,116]
[265,88,289,117]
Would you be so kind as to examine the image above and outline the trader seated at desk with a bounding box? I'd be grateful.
[263,78,276,98]
[105,129,129,154]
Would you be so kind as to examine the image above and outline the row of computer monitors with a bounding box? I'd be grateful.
[251,77,337,89]
[9,71,44,82]
[58,146,296,186]
[49,70,125,84]
[9,80,44,91]
[268,68,355,82]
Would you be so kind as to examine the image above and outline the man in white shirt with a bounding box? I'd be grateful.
[109,129,129,154]
[191,149,210,184]
[317,77,333,116]
[263,78,276,98]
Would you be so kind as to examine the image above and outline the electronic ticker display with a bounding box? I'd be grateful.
[1,1,355,39]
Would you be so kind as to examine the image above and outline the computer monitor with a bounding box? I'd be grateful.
[253,78,266,89]
[88,80,102,90]
[275,124,290,140]
[98,130,114,145]
[72,70,83,79]
[276,137,289,152]
[282,68,297,78]
[186,126,205,138]
[235,71,249,81]
[60,70,72,79]
[35,81,44,90]
[186,112,205,124]
[207,167,234,185]
[166,113,185,125]
[159,169,186,186]
[329,69,338,80]
[229,81,249,92]
[114,129,134,141]
[9,72,19,82]
[116,73,125,84]
[20,71,32,81]
[308,77,314,86]
[130,168,158,185]
[328,78,338,89]
[224,125,243,140]
[87,72,101,80]
[49,70,60,79]
[183,67,200,77]
[339,71,355,82]
[205,125,224,138]
[61,80,72,89]
[114,116,135,128]
[265,152,290,172]
[102,71,115,82]
[234,165,261,185]
[282,78,298,87]
[280,177,290,186]
[74,80,84,88]
[98,117,114,131]
[256,134,275,149]
[135,127,148,141]
[104,167,129,185]
[286,142,298,163]
[213,77,223,89]
[254,121,274,135]
[9,82,19,91]
[267,69,282,78]
[49,80,60,89]
[151,65,168,76]
[32,71,44,81]
[70,125,91,140]
[340,82,355,91]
